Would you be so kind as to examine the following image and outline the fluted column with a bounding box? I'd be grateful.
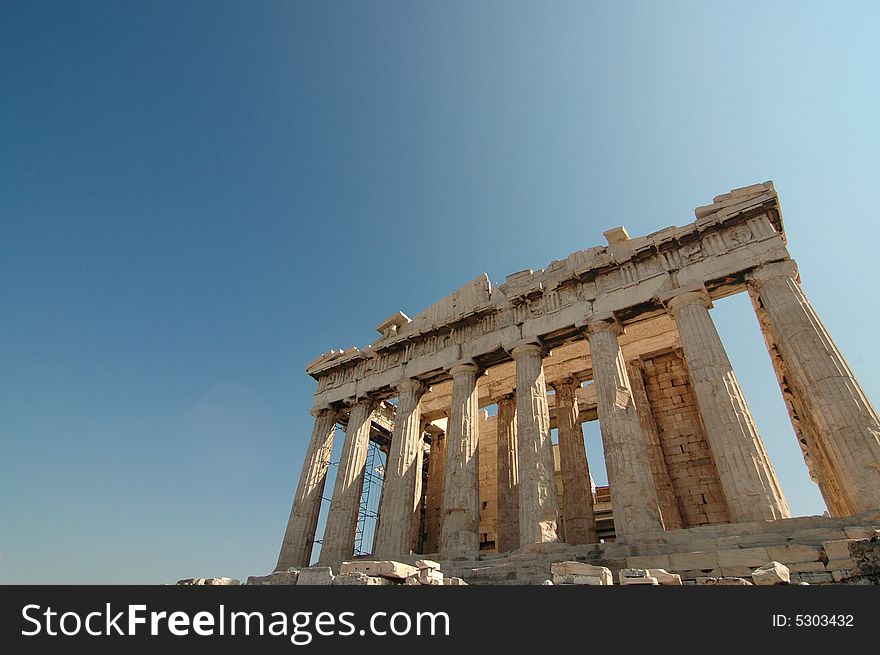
[666,289,790,521]
[626,359,683,530]
[495,394,520,552]
[551,378,597,544]
[276,408,338,570]
[440,363,481,557]
[422,426,447,554]
[749,260,880,514]
[512,344,560,545]
[747,286,850,517]
[587,320,664,536]
[373,379,427,559]
[318,398,375,570]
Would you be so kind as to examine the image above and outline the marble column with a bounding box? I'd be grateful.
[552,378,597,545]
[747,286,850,517]
[667,289,790,522]
[422,426,447,554]
[748,260,880,514]
[587,319,664,537]
[317,397,374,570]
[440,363,481,557]
[495,394,520,552]
[512,344,560,545]
[373,379,427,559]
[276,408,338,571]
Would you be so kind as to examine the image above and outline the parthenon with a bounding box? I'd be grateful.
[274,182,880,584]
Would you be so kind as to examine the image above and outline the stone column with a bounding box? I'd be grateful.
[626,359,683,530]
[276,408,338,570]
[317,398,374,570]
[748,287,850,517]
[512,344,560,545]
[666,289,790,522]
[495,394,520,552]
[587,320,664,537]
[422,426,447,554]
[551,378,597,545]
[440,363,481,557]
[748,260,880,514]
[373,379,427,559]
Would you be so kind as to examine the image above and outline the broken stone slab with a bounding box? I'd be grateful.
[751,561,790,585]
[552,574,609,585]
[695,577,753,586]
[246,572,301,586]
[418,569,444,586]
[333,572,393,586]
[297,567,335,586]
[339,560,418,580]
[550,561,613,585]
[647,569,682,586]
[416,559,441,571]
[443,577,468,586]
[619,570,659,586]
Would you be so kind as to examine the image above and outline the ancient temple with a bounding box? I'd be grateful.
[275,182,880,580]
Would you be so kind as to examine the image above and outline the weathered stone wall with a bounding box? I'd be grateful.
[478,412,498,550]
[642,351,731,527]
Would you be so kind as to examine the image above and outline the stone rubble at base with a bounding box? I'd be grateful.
[751,561,790,586]
[229,534,880,587]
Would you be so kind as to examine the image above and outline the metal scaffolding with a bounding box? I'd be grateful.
[354,440,386,556]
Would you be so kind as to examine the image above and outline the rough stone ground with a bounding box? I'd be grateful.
[187,511,880,587]
[387,510,880,586]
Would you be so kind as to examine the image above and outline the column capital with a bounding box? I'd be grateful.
[581,316,624,337]
[548,376,579,392]
[309,405,336,419]
[504,338,548,358]
[395,376,428,397]
[510,343,545,359]
[447,359,480,377]
[662,287,712,313]
[747,259,800,287]
[344,395,377,412]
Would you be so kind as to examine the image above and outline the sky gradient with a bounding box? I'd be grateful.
[2,1,879,584]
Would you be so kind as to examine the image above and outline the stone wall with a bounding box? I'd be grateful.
[642,351,731,527]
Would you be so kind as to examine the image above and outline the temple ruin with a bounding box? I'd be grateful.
[273,181,880,585]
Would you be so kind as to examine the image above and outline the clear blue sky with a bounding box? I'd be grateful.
[2,1,879,584]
